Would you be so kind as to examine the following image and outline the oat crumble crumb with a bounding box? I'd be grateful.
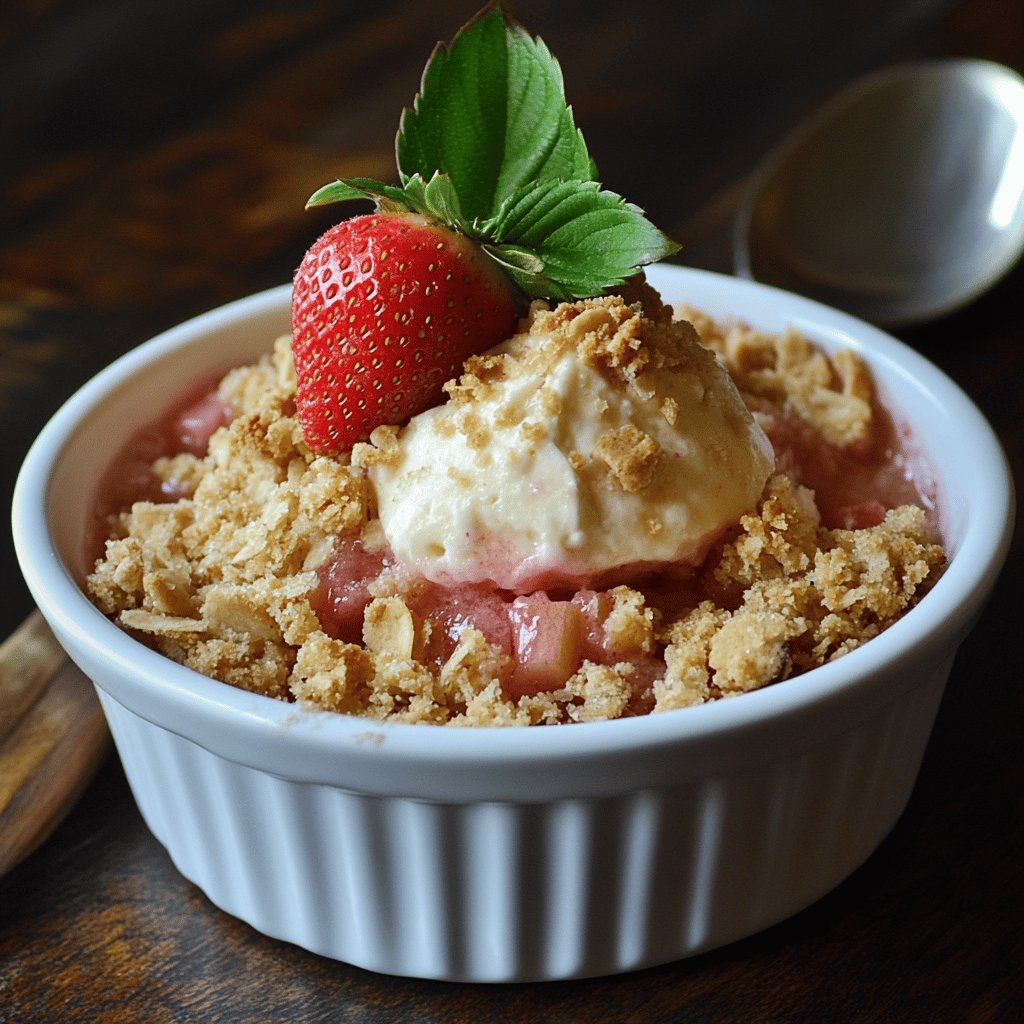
[594,424,663,492]
[681,306,874,447]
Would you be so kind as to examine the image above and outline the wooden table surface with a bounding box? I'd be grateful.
[1,1,1021,1020]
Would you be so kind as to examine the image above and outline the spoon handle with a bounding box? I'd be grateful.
[0,610,110,878]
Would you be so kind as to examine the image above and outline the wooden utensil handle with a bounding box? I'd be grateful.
[0,611,110,877]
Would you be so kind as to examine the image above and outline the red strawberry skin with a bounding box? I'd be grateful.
[291,212,519,454]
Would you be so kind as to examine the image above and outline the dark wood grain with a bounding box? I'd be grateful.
[1,0,1022,1020]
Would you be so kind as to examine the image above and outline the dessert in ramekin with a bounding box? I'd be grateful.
[81,280,944,723]
[12,265,1013,981]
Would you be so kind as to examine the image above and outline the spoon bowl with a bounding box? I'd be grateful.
[735,59,1024,327]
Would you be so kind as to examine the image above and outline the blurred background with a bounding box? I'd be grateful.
[0,0,1019,637]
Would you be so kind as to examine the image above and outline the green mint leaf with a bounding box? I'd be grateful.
[487,179,680,298]
[396,5,593,225]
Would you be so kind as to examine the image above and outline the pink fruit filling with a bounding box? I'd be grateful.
[311,539,392,645]
[754,394,938,532]
[87,382,232,561]
[508,593,583,697]
[169,390,234,457]
[311,541,663,702]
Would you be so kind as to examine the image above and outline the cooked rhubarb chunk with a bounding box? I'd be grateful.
[168,391,232,456]
[507,593,583,698]
[313,538,390,643]
[409,584,514,666]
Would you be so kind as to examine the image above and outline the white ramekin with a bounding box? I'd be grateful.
[12,266,1014,982]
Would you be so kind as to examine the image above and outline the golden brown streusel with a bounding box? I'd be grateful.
[681,306,874,447]
[653,475,944,707]
[87,300,946,725]
[594,424,663,493]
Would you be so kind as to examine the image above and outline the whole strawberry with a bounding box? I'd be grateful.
[292,213,518,453]
[292,5,678,454]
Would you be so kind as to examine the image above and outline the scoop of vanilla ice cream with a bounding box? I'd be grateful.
[359,295,774,592]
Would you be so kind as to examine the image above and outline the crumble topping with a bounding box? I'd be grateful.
[657,474,943,708]
[594,424,663,493]
[86,300,946,726]
[680,306,874,448]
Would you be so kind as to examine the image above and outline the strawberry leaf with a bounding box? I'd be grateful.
[306,177,412,210]
[485,179,681,298]
[400,172,467,226]
[396,5,593,225]
[483,243,577,301]
[306,172,469,224]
